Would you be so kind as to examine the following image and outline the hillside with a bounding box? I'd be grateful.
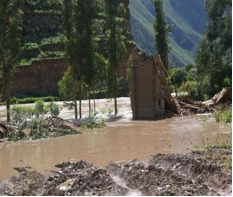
[129,0,208,66]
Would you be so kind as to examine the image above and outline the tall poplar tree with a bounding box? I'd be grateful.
[105,0,126,115]
[0,0,23,122]
[153,0,172,70]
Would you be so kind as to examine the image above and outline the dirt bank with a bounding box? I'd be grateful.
[0,148,231,196]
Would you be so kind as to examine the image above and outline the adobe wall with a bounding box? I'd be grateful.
[131,57,165,119]
[12,58,67,97]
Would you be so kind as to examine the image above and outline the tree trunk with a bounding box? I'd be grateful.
[114,96,117,115]
[79,80,82,119]
[88,85,91,114]
[114,72,118,115]
[5,79,10,122]
[94,90,96,112]
[74,91,78,119]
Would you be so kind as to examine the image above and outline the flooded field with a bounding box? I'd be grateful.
[0,98,231,180]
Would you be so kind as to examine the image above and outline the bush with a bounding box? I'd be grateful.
[7,100,78,141]
[81,110,106,129]
[35,99,48,116]
[11,105,35,122]
[48,102,61,117]
[179,81,198,99]
[58,67,76,100]
[214,107,232,123]
[23,43,39,50]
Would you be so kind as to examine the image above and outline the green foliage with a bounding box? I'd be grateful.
[1,96,58,105]
[213,107,232,123]
[41,34,66,46]
[179,81,198,99]
[11,105,35,122]
[81,110,106,129]
[153,0,172,69]
[196,0,232,97]
[8,101,79,141]
[0,0,24,121]
[58,67,76,100]
[169,68,187,87]
[35,99,47,116]
[23,43,39,50]
[105,0,127,104]
[48,102,61,117]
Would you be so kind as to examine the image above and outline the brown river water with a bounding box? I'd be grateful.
[0,98,232,180]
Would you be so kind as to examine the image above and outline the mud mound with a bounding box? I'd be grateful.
[107,154,232,196]
[42,160,128,196]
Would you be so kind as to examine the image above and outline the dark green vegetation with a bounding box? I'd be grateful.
[105,0,127,115]
[168,65,197,98]
[19,0,65,66]
[214,107,232,123]
[153,0,172,69]
[8,100,79,141]
[0,0,24,122]
[196,0,232,97]
[165,0,232,100]
[129,0,208,66]
[0,96,59,106]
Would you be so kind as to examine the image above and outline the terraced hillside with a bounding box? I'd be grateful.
[19,0,65,66]
[129,0,208,66]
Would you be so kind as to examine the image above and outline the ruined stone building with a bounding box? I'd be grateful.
[130,56,165,119]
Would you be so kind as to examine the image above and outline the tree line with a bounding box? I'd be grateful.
[0,0,128,122]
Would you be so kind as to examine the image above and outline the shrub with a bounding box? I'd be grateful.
[179,81,198,99]
[81,110,106,129]
[214,107,232,123]
[58,67,76,100]
[11,105,35,122]
[48,102,61,117]
[35,99,48,116]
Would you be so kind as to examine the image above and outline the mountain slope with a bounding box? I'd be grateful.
[129,0,208,66]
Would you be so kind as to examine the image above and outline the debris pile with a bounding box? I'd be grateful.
[42,160,128,196]
[107,154,232,196]
[0,122,8,139]
[174,87,232,116]
[0,117,80,141]
[0,168,45,196]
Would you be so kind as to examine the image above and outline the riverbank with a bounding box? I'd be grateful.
[0,146,231,196]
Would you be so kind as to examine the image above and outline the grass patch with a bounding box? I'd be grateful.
[192,143,232,173]
[214,107,232,123]
[193,143,232,150]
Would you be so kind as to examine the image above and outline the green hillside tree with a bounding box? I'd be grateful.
[105,0,126,115]
[153,0,172,70]
[196,0,232,97]
[0,0,23,122]
[63,0,105,117]
[60,0,82,119]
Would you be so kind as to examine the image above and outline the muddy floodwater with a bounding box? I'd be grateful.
[0,98,231,180]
